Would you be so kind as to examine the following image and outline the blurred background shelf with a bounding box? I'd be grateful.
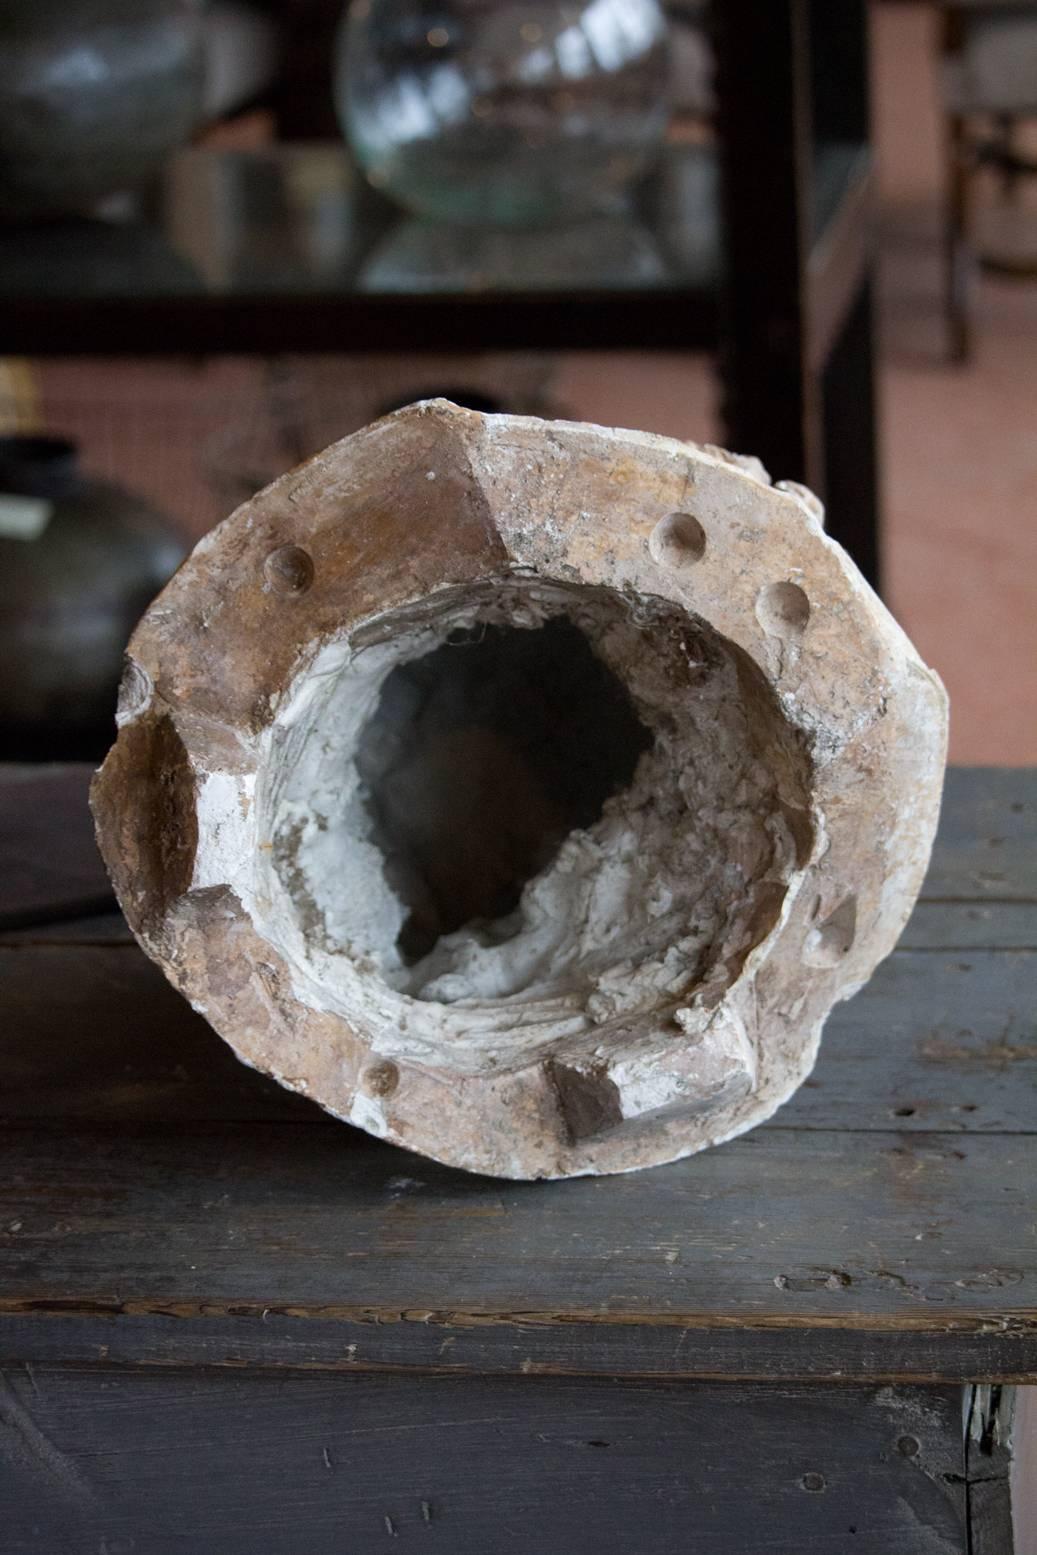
[0,137,871,359]
[0,140,722,354]
[0,0,881,585]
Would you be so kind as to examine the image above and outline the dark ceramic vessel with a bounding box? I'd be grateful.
[0,436,185,759]
[0,0,204,222]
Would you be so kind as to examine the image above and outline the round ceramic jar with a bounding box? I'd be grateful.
[0,0,204,222]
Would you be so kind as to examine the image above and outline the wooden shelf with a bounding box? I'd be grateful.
[807,145,874,370]
[0,138,868,362]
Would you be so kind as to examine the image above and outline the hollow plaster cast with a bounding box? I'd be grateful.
[91,401,948,1178]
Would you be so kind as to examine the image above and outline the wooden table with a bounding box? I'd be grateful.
[0,765,1034,1553]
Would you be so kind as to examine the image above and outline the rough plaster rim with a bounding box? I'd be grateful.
[91,401,948,1178]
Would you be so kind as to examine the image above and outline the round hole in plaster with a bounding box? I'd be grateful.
[756,580,810,638]
[361,1060,400,1097]
[264,544,314,596]
[804,895,857,968]
[649,512,707,568]
[253,577,814,1075]
[116,657,153,726]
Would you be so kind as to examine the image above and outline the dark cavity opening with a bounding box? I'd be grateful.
[356,616,653,964]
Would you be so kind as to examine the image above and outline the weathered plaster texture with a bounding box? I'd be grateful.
[92,402,948,1178]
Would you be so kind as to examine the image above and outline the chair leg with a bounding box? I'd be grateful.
[995,112,1020,202]
[945,115,972,364]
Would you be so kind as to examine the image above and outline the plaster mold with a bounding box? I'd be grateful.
[91,402,948,1178]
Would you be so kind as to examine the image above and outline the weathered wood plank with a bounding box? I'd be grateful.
[0,766,1032,1386]
[965,1384,1016,1555]
[923,768,1037,903]
[0,764,112,929]
[0,1307,1033,1386]
[0,1124,1034,1379]
[1,766,1032,1135]
[778,947,1037,1136]
[0,944,320,1124]
[0,1370,967,1555]
[900,901,1037,951]
[3,933,1032,1133]
[1010,1386,1037,1554]
[0,911,132,945]
[1,766,1033,931]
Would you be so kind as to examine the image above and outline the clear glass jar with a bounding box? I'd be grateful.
[337,0,671,227]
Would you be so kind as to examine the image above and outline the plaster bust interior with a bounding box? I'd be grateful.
[92,402,948,1179]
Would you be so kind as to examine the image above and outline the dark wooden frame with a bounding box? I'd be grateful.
[715,0,879,583]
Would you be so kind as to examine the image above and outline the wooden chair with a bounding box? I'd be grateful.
[940,0,1037,359]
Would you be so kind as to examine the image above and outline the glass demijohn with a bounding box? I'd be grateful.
[336,0,671,227]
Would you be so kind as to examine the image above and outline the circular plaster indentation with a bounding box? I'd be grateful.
[264,544,314,597]
[362,1060,400,1098]
[756,580,810,638]
[116,658,153,726]
[649,511,706,568]
[804,895,857,968]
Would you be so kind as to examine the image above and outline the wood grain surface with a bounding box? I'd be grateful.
[0,1370,967,1555]
[0,766,1033,1385]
